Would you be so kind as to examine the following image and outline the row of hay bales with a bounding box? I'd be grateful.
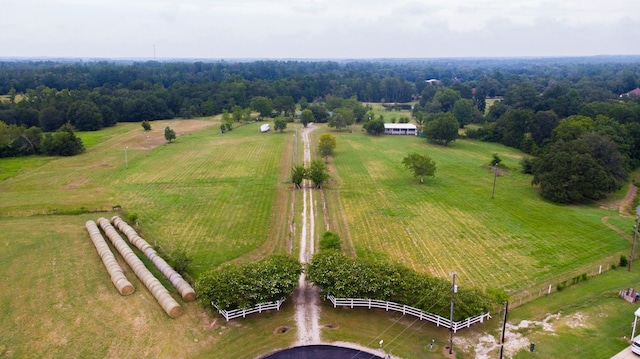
[85,220,135,296]
[85,217,190,318]
[111,216,196,302]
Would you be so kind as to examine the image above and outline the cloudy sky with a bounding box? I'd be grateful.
[2,0,639,59]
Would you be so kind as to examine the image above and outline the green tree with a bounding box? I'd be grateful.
[432,88,462,112]
[250,96,273,119]
[221,109,233,131]
[532,133,627,203]
[298,96,309,110]
[402,152,436,184]
[291,164,306,189]
[363,118,385,136]
[551,115,595,142]
[273,96,296,116]
[164,126,176,143]
[242,108,253,123]
[308,159,329,188]
[424,113,459,146]
[274,118,287,133]
[42,124,85,156]
[452,99,474,128]
[232,105,243,122]
[300,109,314,128]
[328,107,354,131]
[38,106,67,132]
[318,133,337,161]
[141,120,152,131]
[67,101,103,131]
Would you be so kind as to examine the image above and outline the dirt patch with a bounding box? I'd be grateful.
[323,324,338,329]
[565,312,588,328]
[468,313,560,358]
[127,119,217,150]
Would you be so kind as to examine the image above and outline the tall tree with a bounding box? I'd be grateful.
[164,126,176,143]
[363,118,385,136]
[424,113,459,146]
[300,109,314,128]
[318,133,337,161]
[273,95,295,116]
[532,133,627,203]
[328,107,354,131]
[432,88,462,112]
[250,96,273,119]
[274,118,287,133]
[402,152,436,184]
[291,164,306,189]
[308,159,329,188]
[452,99,474,128]
[67,101,103,131]
[41,124,84,156]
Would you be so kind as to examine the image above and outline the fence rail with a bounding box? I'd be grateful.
[327,296,490,333]
[212,298,286,321]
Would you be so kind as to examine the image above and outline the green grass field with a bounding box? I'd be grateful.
[324,127,632,293]
[0,118,636,358]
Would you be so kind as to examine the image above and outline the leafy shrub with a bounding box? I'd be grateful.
[520,157,534,174]
[620,255,629,267]
[320,231,341,251]
[196,254,301,310]
[307,251,505,320]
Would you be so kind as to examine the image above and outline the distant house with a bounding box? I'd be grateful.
[384,123,417,135]
[260,123,270,133]
[620,88,640,98]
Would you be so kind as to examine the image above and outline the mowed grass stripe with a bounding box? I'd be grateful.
[328,128,631,291]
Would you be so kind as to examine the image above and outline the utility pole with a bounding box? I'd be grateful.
[630,205,640,271]
[499,301,509,359]
[449,272,456,355]
[491,165,497,199]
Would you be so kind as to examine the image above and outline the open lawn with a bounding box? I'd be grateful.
[323,125,633,294]
[0,118,301,358]
[0,117,636,358]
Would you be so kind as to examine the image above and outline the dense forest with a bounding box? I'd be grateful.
[1,57,640,203]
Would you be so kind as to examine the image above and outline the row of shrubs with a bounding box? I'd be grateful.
[307,250,506,321]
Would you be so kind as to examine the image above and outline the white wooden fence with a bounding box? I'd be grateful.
[212,298,286,321]
[327,296,490,333]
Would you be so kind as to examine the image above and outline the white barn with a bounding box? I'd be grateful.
[384,123,417,136]
[260,123,270,133]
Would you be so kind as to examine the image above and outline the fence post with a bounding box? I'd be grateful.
[548,284,552,294]
[599,265,602,274]
[368,299,371,309]
[350,298,354,308]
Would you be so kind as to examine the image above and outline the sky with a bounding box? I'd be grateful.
[1,0,639,59]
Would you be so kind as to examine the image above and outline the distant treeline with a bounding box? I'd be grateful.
[0,58,638,129]
[2,58,640,204]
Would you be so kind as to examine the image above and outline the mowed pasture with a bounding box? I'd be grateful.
[324,126,633,293]
[0,118,300,357]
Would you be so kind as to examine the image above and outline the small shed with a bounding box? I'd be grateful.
[260,123,270,133]
[384,123,417,136]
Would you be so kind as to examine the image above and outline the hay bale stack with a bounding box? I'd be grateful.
[97,217,183,318]
[111,216,196,302]
[85,220,135,296]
